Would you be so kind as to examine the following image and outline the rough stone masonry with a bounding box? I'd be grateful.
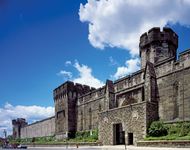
[12,27,190,145]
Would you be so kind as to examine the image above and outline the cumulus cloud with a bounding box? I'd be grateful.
[73,61,104,88]
[79,0,190,56]
[0,102,54,137]
[57,70,72,80]
[58,61,104,88]
[65,61,72,66]
[113,58,140,79]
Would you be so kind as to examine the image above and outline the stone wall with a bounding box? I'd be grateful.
[113,71,145,107]
[99,102,146,145]
[155,49,190,122]
[20,116,55,138]
[98,101,158,145]
[77,87,105,131]
[157,66,190,121]
[114,70,144,93]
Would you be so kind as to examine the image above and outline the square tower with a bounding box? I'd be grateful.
[139,27,178,68]
[53,81,91,139]
[12,118,27,139]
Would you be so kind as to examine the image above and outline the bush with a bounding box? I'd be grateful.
[14,136,56,144]
[74,129,98,142]
[167,124,181,135]
[147,121,190,140]
[148,121,168,137]
[166,122,190,137]
[179,123,190,137]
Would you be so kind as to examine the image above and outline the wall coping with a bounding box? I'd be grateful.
[23,116,55,127]
[179,48,190,55]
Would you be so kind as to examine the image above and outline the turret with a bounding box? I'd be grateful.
[12,118,27,139]
[54,81,96,139]
[139,27,178,68]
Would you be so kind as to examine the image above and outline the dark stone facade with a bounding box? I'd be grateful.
[13,27,190,145]
[53,27,190,145]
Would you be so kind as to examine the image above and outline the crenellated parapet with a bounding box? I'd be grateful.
[77,86,105,105]
[139,27,178,68]
[53,81,96,101]
[140,27,178,51]
[12,118,27,126]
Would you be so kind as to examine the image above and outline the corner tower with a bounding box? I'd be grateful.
[12,118,27,139]
[54,81,94,139]
[139,27,178,68]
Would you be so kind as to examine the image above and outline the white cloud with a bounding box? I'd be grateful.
[113,58,140,79]
[65,61,72,66]
[73,61,104,88]
[57,70,72,80]
[0,102,54,137]
[79,0,190,56]
[57,61,104,88]
[109,56,118,66]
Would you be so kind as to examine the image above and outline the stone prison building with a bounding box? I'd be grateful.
[12,27,190,145]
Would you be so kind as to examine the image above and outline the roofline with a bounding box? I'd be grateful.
[25,116,55,127]
[179,48,190,55]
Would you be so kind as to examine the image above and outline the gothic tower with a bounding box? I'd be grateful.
[139,27,178,68]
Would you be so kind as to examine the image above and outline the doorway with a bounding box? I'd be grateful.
[113,123,125,145]
[128,133,133,145]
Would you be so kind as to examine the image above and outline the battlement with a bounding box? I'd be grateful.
[78,86,105,104]
[139,27,178,56]
[53,81,96,100]
[139,27,178,68]
[12,118,27,126]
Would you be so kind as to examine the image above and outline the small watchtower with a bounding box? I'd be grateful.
[139,27,178,68]
[12,118,27,139]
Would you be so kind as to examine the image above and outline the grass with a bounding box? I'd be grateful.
[145,135,190,141]
[10,129,99,145]
[145,121,190,141]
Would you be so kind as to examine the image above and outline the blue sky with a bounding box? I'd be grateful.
[0,0,130,107]
[1,0,190,137]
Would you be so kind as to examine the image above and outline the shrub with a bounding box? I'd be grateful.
[166,122,190,137]
[179,123,190,137]
[148,121,168,137]
[74,129,98,142]
[167,124,181,135]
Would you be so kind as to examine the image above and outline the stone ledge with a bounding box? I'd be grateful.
[137,140,190,148]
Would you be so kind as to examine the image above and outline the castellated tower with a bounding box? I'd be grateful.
[53,81,95,139]
[12,118,28,139]
[139,27,178,68]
